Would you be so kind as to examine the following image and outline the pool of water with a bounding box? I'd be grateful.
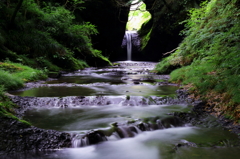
[23,104,192,132]
[11,85,178,97]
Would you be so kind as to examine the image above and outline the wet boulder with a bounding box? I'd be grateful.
[174,139,197,151]
[85,130,108,145]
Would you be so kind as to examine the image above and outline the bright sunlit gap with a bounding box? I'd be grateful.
[126,0,151,31]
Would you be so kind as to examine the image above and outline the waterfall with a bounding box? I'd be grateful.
[125,31,133,61]
[121,31,140,61]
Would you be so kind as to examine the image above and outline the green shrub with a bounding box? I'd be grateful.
[155,0,240,104]
[0,61,48,90]
[0,0,109,71]
[7,62,48,81]
[0,85,5,98]
[0,70,24,90]
[155,52,182,74]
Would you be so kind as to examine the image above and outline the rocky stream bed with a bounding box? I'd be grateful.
[1,61,240,159]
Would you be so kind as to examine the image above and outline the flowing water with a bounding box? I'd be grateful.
[8,61,240,159]
[125,31,133,61]
[124,31,138,61]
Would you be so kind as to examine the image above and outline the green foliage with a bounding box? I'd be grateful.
[0,85,5,101]
[0,61,44,124]
[126,2,151,31]
[0,61,48,90]
[155,0,240,121]
[8,61,48,81]
[170,61,216,93]
[65,57,89,70]
[155,52,182,74]
[0,88,31,125]
[0,92,17,117]
[0,0,109,71]
[18,119,31,126]
[0,62,24,73]
[0,70,24,90]
[141,28,152,50]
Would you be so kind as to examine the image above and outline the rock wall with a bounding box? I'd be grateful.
[76,0,205,62]
[138,0,204,61]
[75,0,130,62]
[121,31,141,61]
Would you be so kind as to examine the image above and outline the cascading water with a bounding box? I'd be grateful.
[70,116,183,147]
[125,31,133,61]
[122,31,139,61]
[6,61,240,159]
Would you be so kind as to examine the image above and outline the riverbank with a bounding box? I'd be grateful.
[0,115,72,153]
[1,88,240,154]
[1,61,240,157]
[154,0,240,126]
[0,88,196,153]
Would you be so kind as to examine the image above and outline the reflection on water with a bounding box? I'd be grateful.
[45,70,163,86]
[11,85,179,97]
[11,86,96,97]
[45,75,124,85]
[23,104,191,131]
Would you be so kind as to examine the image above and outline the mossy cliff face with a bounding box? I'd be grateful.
[139,0,203,61]
[76,0,130,62]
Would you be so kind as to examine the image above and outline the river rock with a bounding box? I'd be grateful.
[0,116,72,153]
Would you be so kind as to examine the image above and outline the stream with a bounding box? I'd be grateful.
[6,61,240,159]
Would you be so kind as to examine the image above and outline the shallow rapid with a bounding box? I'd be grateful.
[7,61,240,159]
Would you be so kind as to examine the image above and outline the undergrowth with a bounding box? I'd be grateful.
[0,0,112,125]
[155,0,240,122]
[0,61,47,90]
[0,0,110,71]
[0,61,48,125]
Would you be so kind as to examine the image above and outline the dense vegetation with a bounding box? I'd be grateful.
[0,0,111,119]
[0,61,48,120]
[155,0,240,123]
[0,0,110,71]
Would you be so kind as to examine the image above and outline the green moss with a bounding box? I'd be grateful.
[0,61,48,90]
[0,70,24,90]
[9,62,48,82]
[19,119,31,126]
[141,28,152,51]
[0,89,30,125]
[154,51,182,74]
